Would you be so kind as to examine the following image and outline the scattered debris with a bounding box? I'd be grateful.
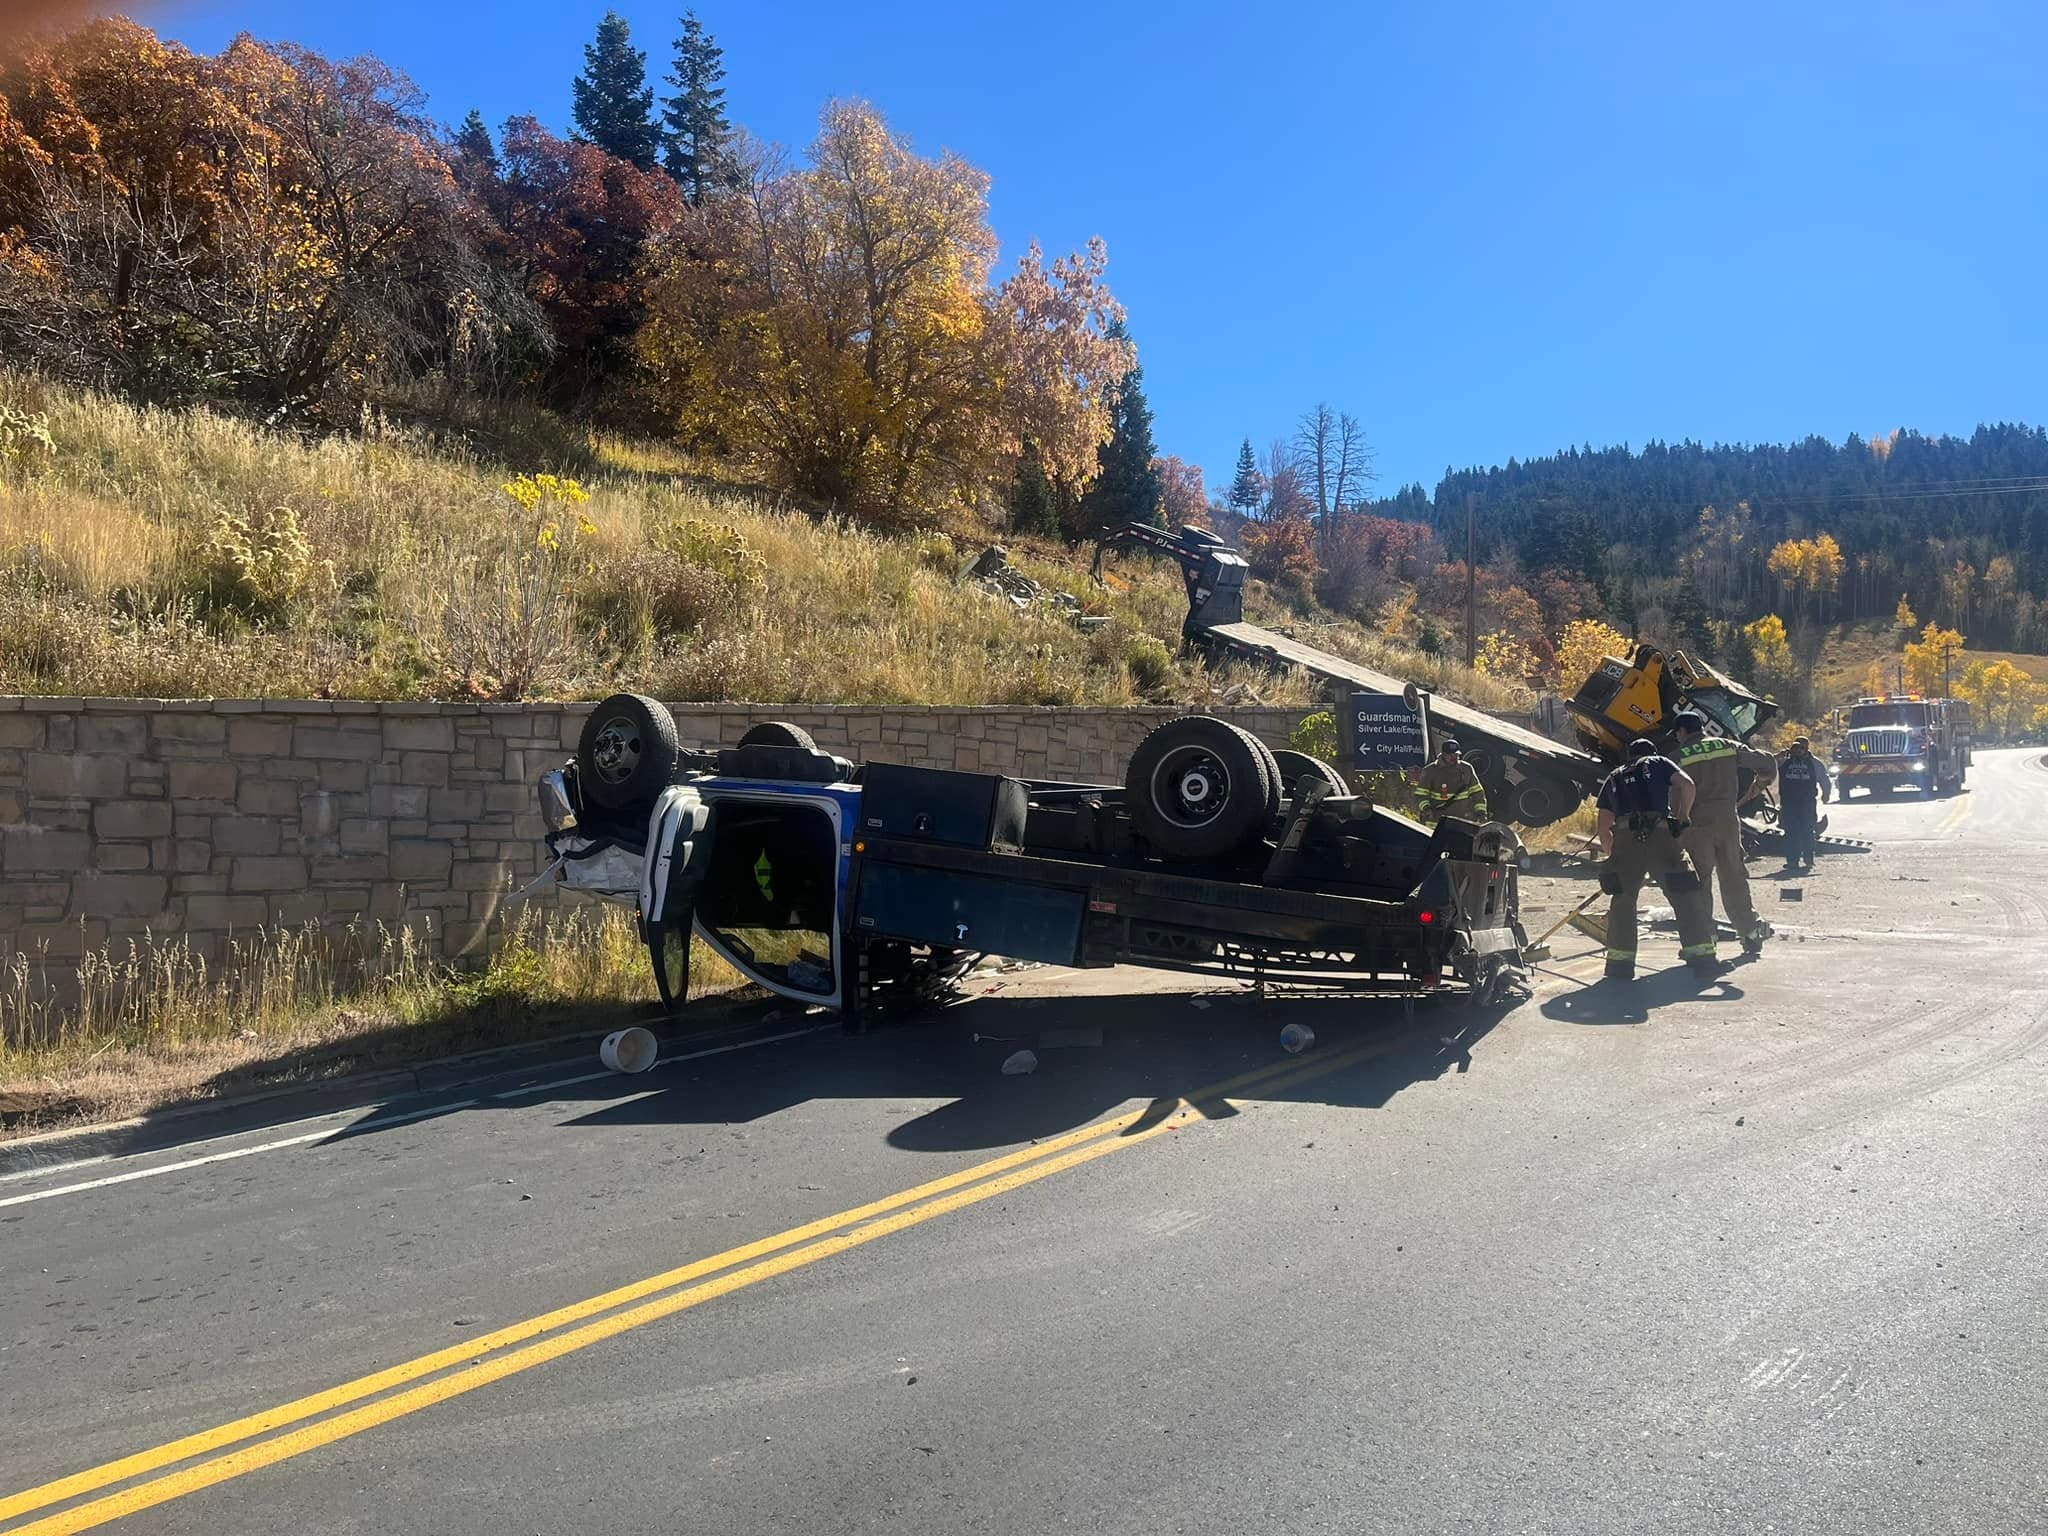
[957,545,1107,629]
[1000,1049,1039,1075]
[1280,1022,1316,1054]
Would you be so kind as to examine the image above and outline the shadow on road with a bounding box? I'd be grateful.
[517,984,1524,1155]
[1539,968,1744,1026]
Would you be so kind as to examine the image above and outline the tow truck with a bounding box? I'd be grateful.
[538,695,1531,1023]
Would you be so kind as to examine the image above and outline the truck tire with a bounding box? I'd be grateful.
[1508,775,1574,828]
[578,693,680,812]
[738,720,816,750]
[1126,716,1276,862]
[1271,749,1350,801]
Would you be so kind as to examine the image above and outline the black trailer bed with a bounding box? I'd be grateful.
[1204,620,1597,773]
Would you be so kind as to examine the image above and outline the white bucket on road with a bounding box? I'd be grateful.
[599,1026,660,1074]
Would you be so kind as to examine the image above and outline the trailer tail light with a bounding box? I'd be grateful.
[1418,909,1436,924]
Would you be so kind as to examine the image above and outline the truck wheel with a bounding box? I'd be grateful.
[647,907,690,1015]
[1270,749,1349,801]
[578,694,680,812]
[738,721,816,750]
[1509,776,1574,828]
[1126,716,1276,862]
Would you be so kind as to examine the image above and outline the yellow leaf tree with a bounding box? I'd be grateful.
[1554,617,1631,691]
[1901,621,1965,697]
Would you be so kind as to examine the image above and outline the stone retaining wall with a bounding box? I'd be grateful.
[0,699,1306,968]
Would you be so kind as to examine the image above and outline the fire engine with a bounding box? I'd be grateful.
[1834,695,1971,798]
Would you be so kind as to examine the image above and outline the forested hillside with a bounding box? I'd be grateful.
[1427,427,2048,654]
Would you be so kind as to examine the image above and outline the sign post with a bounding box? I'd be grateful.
[1339,689,1431,774]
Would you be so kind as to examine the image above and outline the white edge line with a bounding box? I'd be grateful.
[0,1024,831,1211]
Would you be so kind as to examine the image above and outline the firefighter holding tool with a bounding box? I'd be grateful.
[1594,738,1723,982]
[1670,709,1776,955]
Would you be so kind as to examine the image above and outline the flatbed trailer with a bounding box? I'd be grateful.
[1092,522,1604,825]
[541,698,1532,1027]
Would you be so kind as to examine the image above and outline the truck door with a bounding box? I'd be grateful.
[695,798,842,1006]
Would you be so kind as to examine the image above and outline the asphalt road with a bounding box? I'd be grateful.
[3,751,2044,1535]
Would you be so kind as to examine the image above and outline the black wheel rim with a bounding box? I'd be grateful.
[591,715,642,788]
[1150,746,1231,829]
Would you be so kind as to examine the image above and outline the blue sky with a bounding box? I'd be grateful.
[154,0,2047,498]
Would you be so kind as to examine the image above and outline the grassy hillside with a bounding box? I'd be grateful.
[0,374,1528,717]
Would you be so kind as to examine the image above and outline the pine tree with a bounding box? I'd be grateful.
[451,109,498,193]
[662,10,733,202]
[1228,438,1261,518]
[1009,446,1059,537]
[1077,323,1161,534]
[572,11,661,170]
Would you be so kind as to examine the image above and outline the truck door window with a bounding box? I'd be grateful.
[698,803,836,996]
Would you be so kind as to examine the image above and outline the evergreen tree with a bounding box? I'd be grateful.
[1228,438,1261,519]
[1009,446,1059,537]
[450,109,498,194]
[662,10,733,202]
[1077,324,1161,534]
[572,11,661,170]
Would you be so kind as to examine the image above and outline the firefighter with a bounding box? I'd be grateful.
[1774,735,1832,872]
[1594,738,1721,982]
[1412,737,1488,826]
[1670,709,1776,955]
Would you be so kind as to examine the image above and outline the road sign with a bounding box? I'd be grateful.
[1341,691,1429,772]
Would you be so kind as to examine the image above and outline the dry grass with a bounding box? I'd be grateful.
[0,904,748,1139]
[0,371,1506,715]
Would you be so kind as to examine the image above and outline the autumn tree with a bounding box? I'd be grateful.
[1153,455,1206,529]
[1895,593,1917,631]
[1743,613,1798,701]
[572,11,660,171]
[0,22,485,407]
[638,101,1128,524]
[1555,617,1632,691]
[1766,532,1844,621]
[492,115,680,397]
[662,10,733,202]
[1902,620,1965,697]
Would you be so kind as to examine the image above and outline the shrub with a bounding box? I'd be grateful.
[0,405,54,467]
[1124,634,1174,696]
[196,505,318,625]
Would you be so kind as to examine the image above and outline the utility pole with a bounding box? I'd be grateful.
[1463,492,1477,671]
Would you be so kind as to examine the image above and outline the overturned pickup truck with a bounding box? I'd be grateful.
[536,695,1532,1027]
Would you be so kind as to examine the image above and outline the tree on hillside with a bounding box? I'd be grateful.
[1077,320,1161,533]
[493,115,681,396]
[1903,620,1965,696]
[638,101,1130,524]
[1228,439,1262,519]
[453,109,498,187]
[662,11,733,202]
[1294,403,1372,522]
[1009,445,1059,537]
[1154,454,1206,528]
[572,12,661,171]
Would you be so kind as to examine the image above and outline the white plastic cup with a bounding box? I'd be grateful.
[599,1026,660,1074]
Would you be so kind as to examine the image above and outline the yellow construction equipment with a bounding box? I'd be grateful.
[1565,643,1778,761]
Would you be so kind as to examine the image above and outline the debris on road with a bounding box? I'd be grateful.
[598,1026,659,1074]
[1000,1049,1039,1075]
[1280,1023,1316,1054]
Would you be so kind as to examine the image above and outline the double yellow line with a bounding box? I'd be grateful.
[1,1035,1388,1535]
